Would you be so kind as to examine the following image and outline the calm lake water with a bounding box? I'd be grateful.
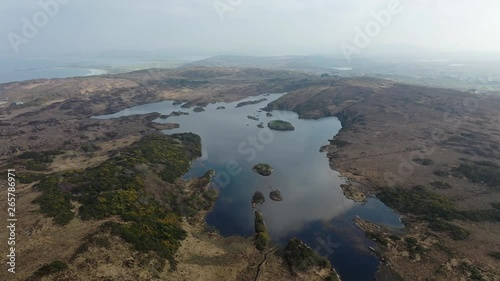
[95,93,403,281]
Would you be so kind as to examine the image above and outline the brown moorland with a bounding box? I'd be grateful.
[1,68,499,280]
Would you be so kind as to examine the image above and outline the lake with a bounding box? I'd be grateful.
[95,93,403,281]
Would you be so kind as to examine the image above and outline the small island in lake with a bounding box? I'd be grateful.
[193,106,205,112]
[266,112,273,117]
[247,115,259,121]
[269,189,283,201]
[268,120,295,131]
[159,111,190,119]
[252,163,274,176]
[257,123,264,128]
[236,98,267,108]
[251,191,265,208]
[216,106,226,110]
[269,189,283,202]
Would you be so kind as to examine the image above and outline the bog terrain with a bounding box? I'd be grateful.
[0,67,499,281]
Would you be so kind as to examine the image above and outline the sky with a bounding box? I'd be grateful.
[0,0,499,58]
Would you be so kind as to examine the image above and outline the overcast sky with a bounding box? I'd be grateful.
[0,0,499,58]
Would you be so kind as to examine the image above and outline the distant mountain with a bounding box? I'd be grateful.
[181,54,500,91]
[181,55,351,73]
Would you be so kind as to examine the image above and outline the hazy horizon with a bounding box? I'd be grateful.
[1,0,500,59]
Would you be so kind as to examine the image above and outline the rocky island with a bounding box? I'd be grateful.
[193,106,205,112]
[268,120,295,131]
[159,111,190,119]
[270,189,283,201]
[252,191,266,208]
[252,163,274,176]
[236,98,267,108]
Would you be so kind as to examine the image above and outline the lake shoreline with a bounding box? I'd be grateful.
[97,93,403,281]
[5,68,490,280]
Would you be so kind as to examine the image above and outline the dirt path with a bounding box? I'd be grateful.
[254,247,279,281]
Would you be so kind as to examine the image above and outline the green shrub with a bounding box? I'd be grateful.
[255,232,269,251]
[459,209,500,222]
[404,237,427,259]
[389,235,401,241]
[366,231,389,246]
[93,237,111,249]
[19,150,63,171]
[430,181,452,189]
[24,160,49,171]
[405,237,418,245]
[163,172,217,219]
[488,252,500,261]
[376,187,500,239]
[330,139,350,148]
[377,187,457,220]
[81,143,101,153]
[18,173,44,184]
[268,120,295,131]
[31,260,68,278]
[254,211,266,233]
[413,158,434,166]
[18,150,62,162]
[284,238,330,273]
[254,211,269,251]
[460,262,486,281]
[379,187,500,224]
[452,161,500,188]
[475,161,499,167]
[109,219,186,270]
[105,131,118,139]
[428,219,470,240]
[31,133,204,268]
[325,274,340,281]
[32,176,74,226]
[252,191,266,205]
[433,170,450,177]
